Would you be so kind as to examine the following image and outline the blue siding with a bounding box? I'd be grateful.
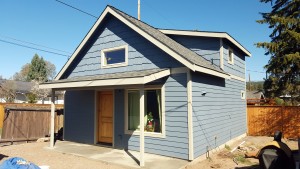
[114,89,125,149]
[64,90,95,144]
[166,35,221,66]
[223,41,246,78]
[65,15,183,78]
[192,72,246,158]
[118,73,189,159]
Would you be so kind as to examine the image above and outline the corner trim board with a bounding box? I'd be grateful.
[187,70,194,160]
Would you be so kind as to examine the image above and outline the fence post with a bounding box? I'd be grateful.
[50,89,55,148]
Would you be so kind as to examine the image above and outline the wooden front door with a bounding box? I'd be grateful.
[98,91,113,144]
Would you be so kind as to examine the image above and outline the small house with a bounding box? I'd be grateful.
[40,6,251,165]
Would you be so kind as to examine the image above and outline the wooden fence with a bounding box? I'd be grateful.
[247,106,300,139]
[0,103,63,143]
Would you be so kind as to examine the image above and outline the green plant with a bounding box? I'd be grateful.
[225,144,231,150]
[274,97,284,105]
[26,93,37,103]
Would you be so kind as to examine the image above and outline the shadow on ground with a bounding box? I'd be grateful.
[235,165,260,169]
[0,154,8,161]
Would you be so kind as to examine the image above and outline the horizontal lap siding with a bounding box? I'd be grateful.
[125,73,189,159]
[64,90,95,144]
[166,35,220,66]
[192,72,246,158]
[223,42,245,78]
[67,15,182,78]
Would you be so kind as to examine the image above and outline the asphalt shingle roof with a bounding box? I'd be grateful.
[109,6,226,74]
[44,68,168,84]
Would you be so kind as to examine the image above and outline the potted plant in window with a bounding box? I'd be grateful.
[145,112,154,132]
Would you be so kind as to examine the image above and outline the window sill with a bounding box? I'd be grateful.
[125,130,166,138]
[101,62,128,69]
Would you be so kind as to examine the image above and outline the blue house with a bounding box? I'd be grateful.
[40,6,251,165]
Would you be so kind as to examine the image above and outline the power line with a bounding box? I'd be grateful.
[0,38,70,57]
[0,35,72,54]
[55,0,98,19]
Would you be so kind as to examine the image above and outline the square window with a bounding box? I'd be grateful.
[127,88,163,134]
[228,48,234,64]
[101,45,128,68]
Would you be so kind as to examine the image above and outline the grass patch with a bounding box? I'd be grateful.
[225,144,231,150]
[234,154,253,165]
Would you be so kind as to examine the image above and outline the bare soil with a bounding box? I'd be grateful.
[186,136,298,169]
[0,142,125,169]
[0,136,298,169]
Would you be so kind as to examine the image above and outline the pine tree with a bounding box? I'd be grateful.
[27,54,47,82]
[257,0,300,105]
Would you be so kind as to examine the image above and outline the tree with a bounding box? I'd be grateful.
[45,61,56,80]
[30,80,50,104]
[256,0,300,105]
[0,80,16,102]
[27,54,47,82]
[12,63,30,81]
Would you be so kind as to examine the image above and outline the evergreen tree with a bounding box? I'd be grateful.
[257,0,300,105]
[27,54,47,82]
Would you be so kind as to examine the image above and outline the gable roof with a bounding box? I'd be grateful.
[55,5,233,80]
[160,29,251,57]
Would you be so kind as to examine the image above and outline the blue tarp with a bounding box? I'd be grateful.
[0,157,40,169]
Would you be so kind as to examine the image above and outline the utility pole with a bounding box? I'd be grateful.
[138,0,141,20]
[248,73,251,91]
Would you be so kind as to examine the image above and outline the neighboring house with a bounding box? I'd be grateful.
[0,79,33,103]
[0,79,64,104]
[247,90,266,105]
[40,6,251,163]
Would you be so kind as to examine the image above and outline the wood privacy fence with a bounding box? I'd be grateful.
[247,106,300,139]
[0,103,63,143]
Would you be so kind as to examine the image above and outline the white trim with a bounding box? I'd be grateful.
[55,7,229,80]
[194,65,230,79]
[124,86,166,138]
[139,88,145,167]
[228,48,234,65]
[229,74,246,82]
[187,70,194,160]
[50,89,55,148]
[40,69,170,89]
[219,39,224,69]
[160,29,251,57]
[101,45,128,69]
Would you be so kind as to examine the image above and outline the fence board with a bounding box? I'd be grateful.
[0,103,63,143]
[247,106,300,139]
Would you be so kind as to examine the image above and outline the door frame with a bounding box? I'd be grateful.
[94,90,114,147]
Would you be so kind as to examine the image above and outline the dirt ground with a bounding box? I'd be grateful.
[0,136,298,169]
[185,136,298,169]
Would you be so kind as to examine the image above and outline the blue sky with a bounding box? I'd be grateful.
[0,0,272,81]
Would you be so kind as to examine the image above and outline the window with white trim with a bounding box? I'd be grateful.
[125,86,165,136]
[228,48,234,64]
[101,45,128,68]
[241,90,245,99]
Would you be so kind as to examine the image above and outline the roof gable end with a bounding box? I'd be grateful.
[55,6,229,80]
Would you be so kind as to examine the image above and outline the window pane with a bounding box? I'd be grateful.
[145,90,162,133]
[127,89,162,133]
[128,90,139,130]
[104,49,125,65]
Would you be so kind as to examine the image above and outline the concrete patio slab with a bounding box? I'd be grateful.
[47,141,189,169]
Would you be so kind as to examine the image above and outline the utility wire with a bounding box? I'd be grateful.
[0,35,72,54]
[0,39,69,57]
[55,0,98,19]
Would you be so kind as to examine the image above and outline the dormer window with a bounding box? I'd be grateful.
[101,45,128,68]
[228,48,234,65]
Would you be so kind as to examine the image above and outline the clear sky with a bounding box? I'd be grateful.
[0,0,272,81]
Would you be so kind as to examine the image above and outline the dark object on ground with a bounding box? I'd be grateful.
[0,157,40,169]
[258,131,295,169]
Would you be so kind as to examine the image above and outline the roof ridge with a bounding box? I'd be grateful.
[108,6,225,74]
